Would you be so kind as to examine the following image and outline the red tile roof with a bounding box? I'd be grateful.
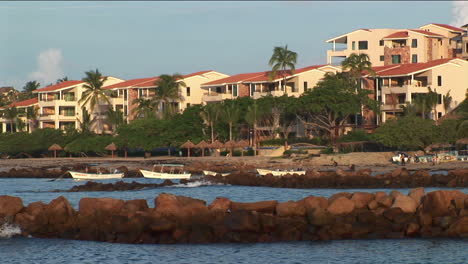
[409,29,444,37]
[383,31,409,39]
[5,98,38,108]
[34,80,84,93]
[246,65,327,82]
[202,72,266,86]
[373,58,453,77]
[430,23,466,33]
[103,77,159,89]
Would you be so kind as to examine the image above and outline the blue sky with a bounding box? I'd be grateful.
[0,1,464,90]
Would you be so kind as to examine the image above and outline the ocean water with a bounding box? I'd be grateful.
[0,178,467,264]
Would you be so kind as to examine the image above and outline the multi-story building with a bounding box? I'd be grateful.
[103,71,229,121]
[201,64,341,102]
[326,23,467,66]
[361,58,468,125]
[0,98,39,132]
[32,77,124,133]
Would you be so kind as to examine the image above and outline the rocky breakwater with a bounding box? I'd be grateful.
[0,189,467,243]
[206,168,468,188]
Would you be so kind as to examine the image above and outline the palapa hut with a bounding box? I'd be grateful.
[456,138,468,157]
[48,144,63,158]
[224,140,238,157]
[181,140,196,157]
[208,140,224,157]
[196,140,210,157]
[105,142,118,158]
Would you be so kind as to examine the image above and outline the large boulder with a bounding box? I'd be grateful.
[0,195,23,218]
[276,201,306,217]
[423,190,466,217]
[79,197,125,216]
[351,192,375,209]
[208,197,231,212]
[231,200,277,214]
[408,187,425,205]
[123,199,148,213]
[447,216,468,238]
[154,193,208,218]
[327,196,355,215]
[301,196,328,210]
[391,195,417,213]
[376,195,394,208]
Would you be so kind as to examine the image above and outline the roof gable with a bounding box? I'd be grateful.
[420,23,466,33]
[3,98,38,108]
[373,58,455,77]
[34,80,84,93]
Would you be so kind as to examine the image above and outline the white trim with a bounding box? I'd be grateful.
[326,29,370,43]
[419,23,466,33]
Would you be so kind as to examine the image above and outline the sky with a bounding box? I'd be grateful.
[1,1,467,90]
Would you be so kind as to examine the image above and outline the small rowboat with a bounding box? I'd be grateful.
[69,171,124,180]
[203,170,230,177]
[140,164,191,179]
[256,168,306,177]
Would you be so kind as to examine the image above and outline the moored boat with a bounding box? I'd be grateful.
[69,171,124,180]
[141,164,191,179]
[203,170,230,177]
[256,168,306,177]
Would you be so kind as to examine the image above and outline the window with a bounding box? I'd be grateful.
[379,40,384,46]
[288,82,296,92]
[437,94,442,104]
[358,41,368,50]
[186,103,190,108]
[438,112,442,118]
[380,56,384,61]
[465,43,468,53]
[411,39,418,48]
[412,54,418,63]
[437,76,442,86]
[186,87,190,97]
[391,55,401,64]
[250,84,255,96]
[352,41,356,50]
[233,84,238,97]
[303,81,308,91]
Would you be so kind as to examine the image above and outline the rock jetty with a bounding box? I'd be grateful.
[1,189,467,243]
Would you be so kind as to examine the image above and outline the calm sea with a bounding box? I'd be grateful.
[1,178,467,264]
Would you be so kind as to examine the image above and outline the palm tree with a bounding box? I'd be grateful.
[56,77,69,84]
[426,87,439,120]
[200,103,221,143]
[79,69,109,134]
[222,100,240,141]
[3,107,19,133]
[22,81,40,94]
[154,74,186,117]
[26,106,38,132]
[341,53,375,84]
[443,90,452,115]
[413,94,427,119]
[78,107,95,135]
[268,45,298,94]
[245,102,263,153]
[132,98,158,119]
[106,107,125,134]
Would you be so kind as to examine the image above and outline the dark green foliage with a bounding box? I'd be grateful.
[338,129,372,143]
[65,135,114,155]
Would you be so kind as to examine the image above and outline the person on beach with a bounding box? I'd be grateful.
[400,154,406,166]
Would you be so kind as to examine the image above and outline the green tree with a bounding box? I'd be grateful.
[56,77,69,84]
[154,74,186,117]
[443,90,452,115]
[268,45,298,94]
[341,53,375,83]
[22,81,40,94]
[26,106,38,132]
[200,103,221,143]
[245,101,264,151]
[222,100,240,141]
[79,69,110,134]
[132,98,158,119]
[106,107,125,134]
[78,107,95,135]
[426,87,439,120]
[3,107,19,133]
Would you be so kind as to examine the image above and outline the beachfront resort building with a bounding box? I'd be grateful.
[326,23,467,66]
[361,58,468,125]
[0,98,39,133]
[31,77,124,133]
[102,71,230,122]
[201,64,341,102]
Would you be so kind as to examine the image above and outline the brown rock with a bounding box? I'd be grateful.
[276,201,306,217]
[329,192,352,204]
[374,191,387,201]
[390,191,404,199]
[43,196,76,225]
[79,197,125,216]
[447,216,468,238]
[0,195,23,217]
[408,187,425,205]
[452,198,465,210]
[405,222,420,236]
[307,208,332,226]
[392,195,418,213]
[231,200,277,214]
[377,195,394,208]
[356,168,372,177]
[301,196,328,210]
[154,193,208,218]
[224,210,260,232]
[209,197,231,212]
[368,200,379,210]
[123,199,148,213]
[351,192,375,209]
[327,196,355,215]
[423,190,466,217]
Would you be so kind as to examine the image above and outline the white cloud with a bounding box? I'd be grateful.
[29,49,64,85]
[451,1,468,27]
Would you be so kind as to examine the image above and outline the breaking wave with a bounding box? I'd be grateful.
[0,223,21,239]
[170,180,225,188]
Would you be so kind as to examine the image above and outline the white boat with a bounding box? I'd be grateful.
[203,170,230,177]
[69,171,124,180]
[256,168,306,177]
[141,164,191,179]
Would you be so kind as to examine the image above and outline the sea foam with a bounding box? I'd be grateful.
[0,223,21,239]
[170,180,224,188]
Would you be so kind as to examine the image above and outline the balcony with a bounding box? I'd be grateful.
[110,97,125,105]
[381,104,405,112]
[252,90,285,99]
[202,92,234,102]
[382,84,430,95]
[38,99,77,107]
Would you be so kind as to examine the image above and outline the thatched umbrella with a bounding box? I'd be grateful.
[224,140,238,157]
[456,138,468,145]
[48,144,63,158]
[196,140,210,157]
[209,140,224,149]
[105,142,118,158]
[181,140,196,157]
[237,140,250,156]
[425,143,440,152]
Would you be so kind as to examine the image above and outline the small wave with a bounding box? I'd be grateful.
[0,223,21,239]
[170,180,224,188]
